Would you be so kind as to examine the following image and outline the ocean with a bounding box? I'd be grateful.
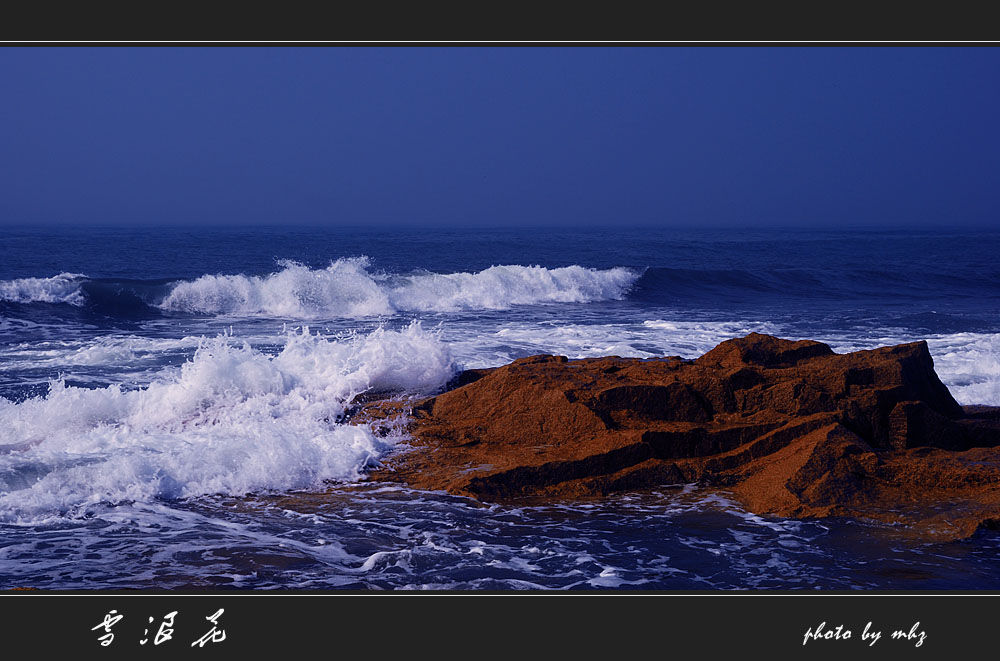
[2,225,999,590]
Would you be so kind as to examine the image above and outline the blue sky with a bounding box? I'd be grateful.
[1,47,998,228]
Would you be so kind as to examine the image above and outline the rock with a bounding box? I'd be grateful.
[365,333,1000,541]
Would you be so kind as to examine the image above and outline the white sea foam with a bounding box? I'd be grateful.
[0,322,454,523]
[0,273,87,306]
[158,258,638,317]
[58,336,200,366]
[0,336,205,368]
[925,333,1000,406]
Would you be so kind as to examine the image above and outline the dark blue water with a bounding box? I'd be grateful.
[1,225,999,589]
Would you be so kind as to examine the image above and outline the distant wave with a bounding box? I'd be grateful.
[0,260,638,319]
[158,258,639,317]
[0,273,88,306]
[7,261,998,323]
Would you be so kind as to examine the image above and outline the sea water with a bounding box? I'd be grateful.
[2,225,999,589]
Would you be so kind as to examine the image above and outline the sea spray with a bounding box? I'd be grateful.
[0,321,454,522]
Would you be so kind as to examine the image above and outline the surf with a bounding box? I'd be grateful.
[0,322,454,523]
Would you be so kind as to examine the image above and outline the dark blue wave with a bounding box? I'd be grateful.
[78,278,172,319]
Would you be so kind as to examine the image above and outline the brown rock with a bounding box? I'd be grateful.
[364,333,1000,540]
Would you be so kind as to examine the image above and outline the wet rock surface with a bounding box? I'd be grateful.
[365,333,1000,540]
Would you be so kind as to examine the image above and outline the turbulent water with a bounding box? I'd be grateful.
[2,225,1000,590]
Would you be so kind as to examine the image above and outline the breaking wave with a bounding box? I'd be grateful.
[0,273,87,306]
[0,322,454,523]
[158,258,639,317]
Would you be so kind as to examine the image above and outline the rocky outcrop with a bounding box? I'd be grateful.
[365,333,1000,540]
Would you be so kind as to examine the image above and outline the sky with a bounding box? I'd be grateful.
[1,46,998,229]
